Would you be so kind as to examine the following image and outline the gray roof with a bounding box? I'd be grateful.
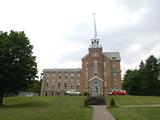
[43,68,82,73]
[103,52,121,60]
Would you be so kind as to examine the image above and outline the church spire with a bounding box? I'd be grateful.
[93,13,97,39]
[90,13,101,48]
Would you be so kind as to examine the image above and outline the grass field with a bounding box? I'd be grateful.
[107,96,160,120]
[1,96,160,120]
[106,96,160,106]
[0,96,92,120]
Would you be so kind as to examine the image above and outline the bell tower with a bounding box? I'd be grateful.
[80,13,104,96]
[90,13,101,48]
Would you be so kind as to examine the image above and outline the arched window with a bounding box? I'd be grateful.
[94,60,98,75]
[86,63,89,80]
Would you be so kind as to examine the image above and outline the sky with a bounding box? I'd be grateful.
[0,0,160,78]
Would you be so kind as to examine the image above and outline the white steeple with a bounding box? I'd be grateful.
[90,13,101,48]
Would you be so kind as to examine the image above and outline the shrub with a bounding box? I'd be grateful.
[110,98,116,107]
[83,92,89,96]
[84,96,106,106]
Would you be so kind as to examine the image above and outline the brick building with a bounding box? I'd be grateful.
[80,14,122,95]
[40,14,122,96]
[40,69,81,96]
[80,38,122,96]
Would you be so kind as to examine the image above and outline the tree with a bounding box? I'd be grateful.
[143,55,160,95]
[24,80,40,93]
[123,69,143,95]
[123,55,160,96]
[0,31,37,105]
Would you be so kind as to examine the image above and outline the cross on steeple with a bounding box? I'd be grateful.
[90,13,101,48]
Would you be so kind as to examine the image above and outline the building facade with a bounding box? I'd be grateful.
[40,14,122,96]
[80,14,122,96]
[80,40,122,96]
[40,69,81,96]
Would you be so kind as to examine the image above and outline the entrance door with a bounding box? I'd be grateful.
[92,79,100,96]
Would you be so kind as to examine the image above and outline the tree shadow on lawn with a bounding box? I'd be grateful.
[0,101,50,109]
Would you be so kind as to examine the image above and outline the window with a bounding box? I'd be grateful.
[92,53,99,57]
[113,73,116,76]
[51,81,54,89]
[113,73,116,80]
[71,73,74,79]
[112,64,116,70]
[77,82,80,88]
[46,80,48,88]
[65,75,67,79]
[52,91,54,96]
[58,83,60,88]
[77,74,80,79]
[104,62,106,67]
[94,60,98,75]
[64,83,67,88]
[86,63,89,80]
[59,75,61,79]
[113,64,116,68]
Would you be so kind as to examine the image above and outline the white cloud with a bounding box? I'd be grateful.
[0,0,159,78]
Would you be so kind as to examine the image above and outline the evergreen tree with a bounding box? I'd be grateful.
[123,55,160,96]
[143,55,159,95]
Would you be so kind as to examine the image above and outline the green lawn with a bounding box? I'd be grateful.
[1,96,160,120]
[106,96,160,106]
[109,107,160,120]
[107,96,160,120]
[0,96,92,120]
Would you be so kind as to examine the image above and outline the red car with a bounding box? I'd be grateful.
[109,90,128,95]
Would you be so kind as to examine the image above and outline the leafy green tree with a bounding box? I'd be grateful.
[0,31,37,105]
[24,80,40,93]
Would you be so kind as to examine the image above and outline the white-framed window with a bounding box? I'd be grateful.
[59,74,61,79]
[71,73,74,79]
[92,53,99,57]
[64,74,67,79]
[77,74,80,79]
[46,80,48,88]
